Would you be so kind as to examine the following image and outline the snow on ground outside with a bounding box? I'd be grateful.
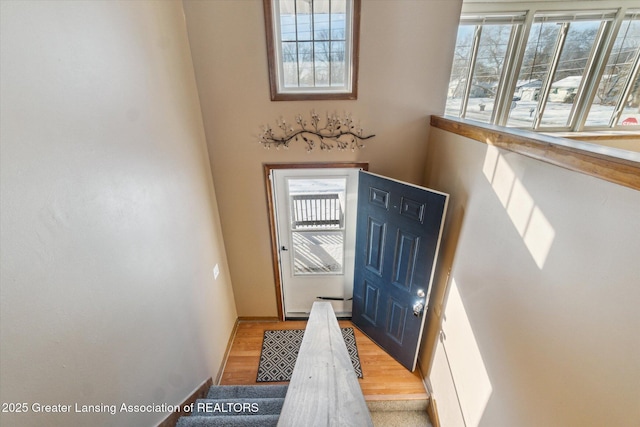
[445,97,640,128]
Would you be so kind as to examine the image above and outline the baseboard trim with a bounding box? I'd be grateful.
[427,396,441,427]
[156,377,212,427]
[215,318,240,385]
[237,316,280,322]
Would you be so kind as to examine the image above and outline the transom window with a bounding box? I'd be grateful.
[264,0,360,101]
[445,7,640,132]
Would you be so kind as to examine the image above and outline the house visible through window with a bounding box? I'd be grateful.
[264,0,360,101]
[445,6,640,132]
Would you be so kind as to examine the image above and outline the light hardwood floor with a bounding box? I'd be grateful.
[219,319,428,401]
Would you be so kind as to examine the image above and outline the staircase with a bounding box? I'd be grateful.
[175,303,433,426]
[175,385,288,427]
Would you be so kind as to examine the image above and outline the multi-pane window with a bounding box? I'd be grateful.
[445,8,640,132]
[264,0,360,100]
[506,19,564,127]
[586,12,640,127]
[446,14,524,123]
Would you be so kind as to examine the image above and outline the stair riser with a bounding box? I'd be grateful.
[206,385,288,400]
[176,414,280,427]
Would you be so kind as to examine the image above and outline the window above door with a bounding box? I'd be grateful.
[263,0,361,101]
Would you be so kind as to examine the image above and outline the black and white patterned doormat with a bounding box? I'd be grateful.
[256,328,363,382]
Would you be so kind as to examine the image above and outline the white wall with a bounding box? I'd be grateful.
[182,0,462,316]
[424,128,640,427]
[0,1,237,426]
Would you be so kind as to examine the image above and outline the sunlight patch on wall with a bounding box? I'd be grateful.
[522,207,555,269]
[482,145,556,269]
[441,278,493,427]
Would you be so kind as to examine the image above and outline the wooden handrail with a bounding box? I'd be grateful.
[277,302,373,427]
[430,115,640,191]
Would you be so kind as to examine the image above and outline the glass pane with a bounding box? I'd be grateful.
[314,0,330,41]
[296,0,312,40]
[539,21,601,127]
[279,0,296,41]
[445,25,475,117]
[465,24,514,124]
[331,0,346,40]
[586,18,640,126]
[507,21,561,127]
[292,231,344,274]
[282,41,298,87]
[617,72,640,126]
[330,41,345,86]
[288,178,346,275]
[314,41,330,86]
[298,41,314,86]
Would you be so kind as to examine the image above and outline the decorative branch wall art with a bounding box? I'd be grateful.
[259,111,375,152]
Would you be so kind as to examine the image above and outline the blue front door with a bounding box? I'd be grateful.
[352,171,448,371]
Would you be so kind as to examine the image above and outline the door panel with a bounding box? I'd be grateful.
[365,218,385,274]
[392,230,418,289]
[352,171,448,371]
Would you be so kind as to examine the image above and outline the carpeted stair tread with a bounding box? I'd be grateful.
[367,398,428,412]
[205,385,288,399]
[370,410,432,427]
[175,414,280,427]
[192,397,285,416]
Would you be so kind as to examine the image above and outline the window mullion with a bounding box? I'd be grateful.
[568,20,614,131]
[610,48,640,127]
[533,22,569,130]
[573,9,626,131]
[328,0,332,86]
[494,22,526,125]
[294,0,301,87]
[311,0,316,87]
[461,25,483,118]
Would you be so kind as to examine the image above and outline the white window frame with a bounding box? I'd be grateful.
[264,0,360,101]
[446,1,640,133]
[448,13,526,123]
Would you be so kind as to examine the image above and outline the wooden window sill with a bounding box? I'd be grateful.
[551,132,640,142]
[430,116,640,191]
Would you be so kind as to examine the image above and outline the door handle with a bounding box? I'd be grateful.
[413,301,424,317]
[414,289,426,317]
[281,246,288,251]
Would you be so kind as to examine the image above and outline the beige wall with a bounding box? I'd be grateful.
[422,128,640,426]
[183,0,463,317]
[0,1,236,426]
